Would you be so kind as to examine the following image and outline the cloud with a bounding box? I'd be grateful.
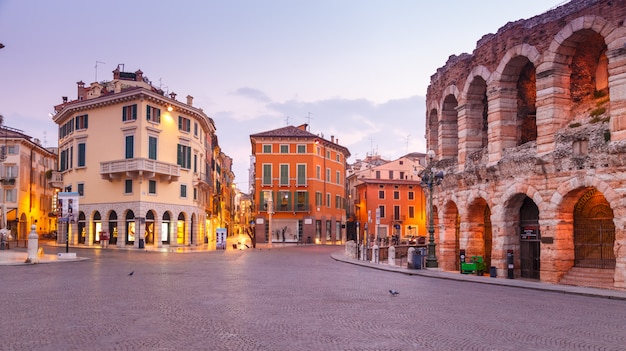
[232,87,272,103]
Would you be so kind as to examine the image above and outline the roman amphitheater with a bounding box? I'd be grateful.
[426,0,626,289]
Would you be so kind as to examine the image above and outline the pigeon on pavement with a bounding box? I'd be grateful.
[128,271,134,276]
[389,289,399,296]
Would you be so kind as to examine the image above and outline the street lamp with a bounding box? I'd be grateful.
[266,190,273,248]
[420,150,444,268]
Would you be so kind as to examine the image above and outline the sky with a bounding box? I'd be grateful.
[0,0,566,192]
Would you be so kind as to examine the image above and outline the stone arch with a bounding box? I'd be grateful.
[427,101,439,155]
[462,196,492,269]
[440,200,460,272]
[538,16,614,152]
[124,209,135,245]
[176,212,186,244]
[439,85,460,160]
[489,44,541,158]
[107,210,118,245]
[162,211,172,244]
[145,209,156,245]
[458,66,491,168]
[92,211,102,244]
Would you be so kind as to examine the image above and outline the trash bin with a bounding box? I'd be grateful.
[490,266,497,278]
[413,250,424,269]
[138,239,144,249]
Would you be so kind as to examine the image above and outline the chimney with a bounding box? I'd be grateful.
[135,69,143,82]
[331,135,335,143]
[170,92,177,100]
[62,96,68,103]
[186,95,193,106]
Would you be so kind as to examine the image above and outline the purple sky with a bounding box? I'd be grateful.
[0,0,566,191]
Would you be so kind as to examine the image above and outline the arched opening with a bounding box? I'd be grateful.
[466,198,489,261]
[108,211,118,245]
[573,188,615,269]
[517,61,537,145]
[92,211,102,244]
[465,76,488,157]
[162,212,171,244]
[78,212,86,244]
[520,196,540,279]
[428,108,438,153]
[441,95,459,160]
[125,210,135,245]
[441,201,460,272]
[177,212,185,244]
[145,210,155,245]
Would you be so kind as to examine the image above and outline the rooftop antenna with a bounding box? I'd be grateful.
[95,61,105,82]
[284,116,290,125]
[406,134,411,153]
[369,138,376,156]
[305,112,313,128]
[43,130,47,147]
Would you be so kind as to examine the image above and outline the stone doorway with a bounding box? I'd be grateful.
[573,189,615,269]
[519,197,540,279]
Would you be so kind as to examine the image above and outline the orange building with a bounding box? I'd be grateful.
[347,154,427,247]
[250,124,350,245]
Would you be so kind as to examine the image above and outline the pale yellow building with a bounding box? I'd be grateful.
[0,123,57,241]
[51,67,220,249]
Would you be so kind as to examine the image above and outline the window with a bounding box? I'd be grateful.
[335,170,341,184]
[146,105,161,123]
[280,164,289,185]
[122,104,137,121]
[193,187,197,200]
[336,154,340,162]
[326,150,330,159]
[408,206,415,219]
[394,205,400,220]
[394,191,400,200]
[77,143,86,167]
[124,179,133,194]
[335,195,341,209]
[148,136,157,160]
[378,190,385,199]
[177,144,191,169]
[400,171,405,180]
[75,114,88,130]
[335,222,341,241]
[315,191,322,207]
[7,145,18,154]
[326,193,330,208]
[316,165,321,179]
[77,183,84,196]
[148,180,156,194]
[262,144,272,153]
[59,119,74,139]
[296,164,306,186]
[375,170,380,179]
[408,191,415,200]
[5,165,17,178]
[262,164,272,185]
[178,116,191,132]
[193,154,197,173]
[378,205,385,218]
[297,145,306,153]
[280,144,289,153]
[194,122,198,137]
[389,171,394,179]
[125,135,134,159]
[180,184,187,198]
[295,191,308,211]
[326,168,330,182]
[278,191,291,211]
[4,189,16,202]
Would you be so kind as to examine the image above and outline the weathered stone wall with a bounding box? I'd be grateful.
[425,0,626,289]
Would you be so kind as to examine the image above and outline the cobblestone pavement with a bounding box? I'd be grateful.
[1,245,625,351]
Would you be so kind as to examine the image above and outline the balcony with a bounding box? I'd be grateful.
[193,172,213,190]
[100,158,180,182]
[0,178,15,187]
[47,171,64,189]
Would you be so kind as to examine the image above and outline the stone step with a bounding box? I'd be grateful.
[559,267,615,289]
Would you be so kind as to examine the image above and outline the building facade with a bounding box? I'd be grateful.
[346,153,427,246]
[250,124,350,245]
[0,123,57,241]
[426,0,626,289]
[51,67,232,249]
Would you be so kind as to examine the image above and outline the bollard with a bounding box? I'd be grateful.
[388,246,396,266]
[371,245,379,264]
[26,224,39,264]
[407,247,415,269]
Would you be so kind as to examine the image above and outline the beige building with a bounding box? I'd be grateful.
[426,0,626,289]
[0,122,57,241]
[51,67,227,249]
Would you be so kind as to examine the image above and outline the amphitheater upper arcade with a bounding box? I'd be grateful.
[425,1,626,290]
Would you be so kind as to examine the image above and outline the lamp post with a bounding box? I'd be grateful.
[420,150,444,268]
[266,190,273,248]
